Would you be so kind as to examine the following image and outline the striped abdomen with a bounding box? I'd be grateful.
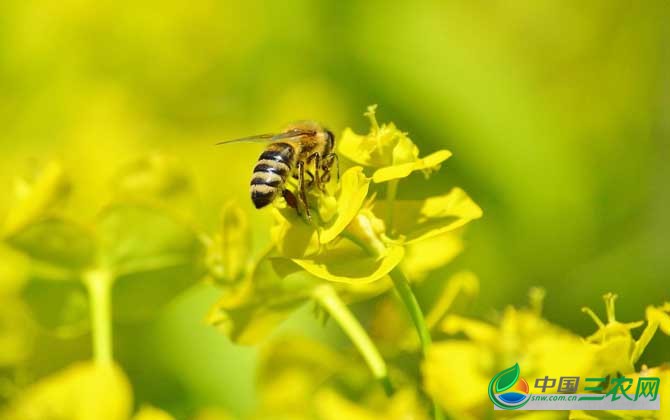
[250,142,295,209]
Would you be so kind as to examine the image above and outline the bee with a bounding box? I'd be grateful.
[216,121,338,220]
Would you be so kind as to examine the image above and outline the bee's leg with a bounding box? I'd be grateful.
[307,152,325,193]
[297,161,311,221]
[321,153,339,185]
[305,170,315,187]
[282,189,299,212]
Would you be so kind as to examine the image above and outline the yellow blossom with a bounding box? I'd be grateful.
[338,105,451,183]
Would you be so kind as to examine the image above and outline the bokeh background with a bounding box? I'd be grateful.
[1,0,668,418]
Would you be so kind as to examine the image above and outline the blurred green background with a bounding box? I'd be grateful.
[1,0,668,418]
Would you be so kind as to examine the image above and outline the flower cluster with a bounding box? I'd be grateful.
[207,105,482,344]
[206,106,482,418]
[421,291,670,420]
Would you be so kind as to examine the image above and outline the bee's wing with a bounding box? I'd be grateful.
[215,133,276,146]
[215,129,315,146]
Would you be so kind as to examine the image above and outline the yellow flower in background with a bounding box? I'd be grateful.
[570,297,670,419]
[569,365,670,420]
[582,294,670,376]
[423,288,597,419]
[1,362,132,420]
[314,388,429,420]
[132,406,176,420]
[252,335,428,420]
[1,362,181,420]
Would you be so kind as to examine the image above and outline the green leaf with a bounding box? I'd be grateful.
[112,264,204,322]
[494,363,520,393]
[6,218,96,272]
[21,275,90,336]
[97,204,202,275]
[97,204,205,321]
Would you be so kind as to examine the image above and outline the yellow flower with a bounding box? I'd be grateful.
[338,105,451,183]
[132,406,176,420]
[210,106,481,350]
[253,335,427,420]
[570,364,670,420]
[581,294,670,376]
[1,362,133,420]
[314,388,429,420]
[423,289,596,418]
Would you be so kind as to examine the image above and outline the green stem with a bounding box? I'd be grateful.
[390,267,431,354]
[84,269,113,365]
[312,284,394,396]
[385,179,399,235]
[389,267,444,420]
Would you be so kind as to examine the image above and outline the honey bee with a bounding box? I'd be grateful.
[216,121,338,220]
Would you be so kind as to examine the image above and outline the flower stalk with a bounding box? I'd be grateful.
[389,267,432,354]
[84,269,114,365]
[385,179,398,235]
[312,284,394,396]
[389,267,444,420]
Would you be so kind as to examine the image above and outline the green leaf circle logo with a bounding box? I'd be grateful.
[488,363,531,410]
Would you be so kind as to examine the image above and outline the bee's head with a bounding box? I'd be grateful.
[325,129,335,151]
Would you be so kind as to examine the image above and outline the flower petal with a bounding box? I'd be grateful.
[372,150,452,183]
[374,188,482,243]
[270,208,320,258]
[338,105,418,168]
[423,341,493,415]
[291,243,404,285]
[319,167,370,244]
[401,232,463,282]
